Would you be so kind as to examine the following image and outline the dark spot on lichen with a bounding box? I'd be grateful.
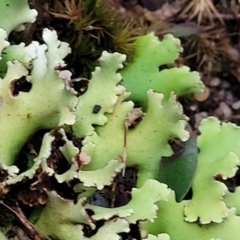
[92,105,101,114]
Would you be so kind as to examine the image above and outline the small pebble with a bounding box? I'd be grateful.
[209,77,220,87]
[232,100,240,110]
[216,102,232,118]
[194,112,208,129]
[217,90,225,101]
[190,104,198,111]
[222,81,231,89]
[225,91,234,105]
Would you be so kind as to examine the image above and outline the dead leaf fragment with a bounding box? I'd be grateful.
[125,108,144,127]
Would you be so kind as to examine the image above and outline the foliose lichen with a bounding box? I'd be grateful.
[1,1,240,240]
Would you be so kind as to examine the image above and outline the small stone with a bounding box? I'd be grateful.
[232,100,240,110]
[194,112,208,129]
[209,77,220,87]
[225,92,233,101]
[222,81,231,89]
[217,90,225,101]
[217,102,232,118]
[190,104,198,111]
